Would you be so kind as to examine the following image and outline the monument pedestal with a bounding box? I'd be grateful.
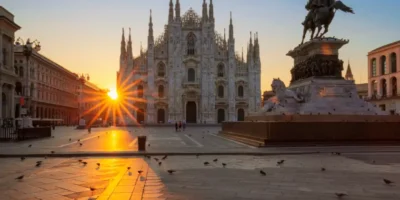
[221,38,399,146]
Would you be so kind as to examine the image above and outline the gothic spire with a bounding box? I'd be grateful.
[175,0,181,21]
[229,12,234,42]
[127,28,133,59]
[209,0,214,22]
[168,0,174,23]
[140,41,143,56]
[242,47,244,62]
[202,0,208,22]
[149,10,153,39]
[120,28,126,59]
[345,60,354,81]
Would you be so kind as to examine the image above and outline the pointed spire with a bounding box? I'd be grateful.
[345,60,354,81]
[127,28,133,59]
[120,28,127,59]
[209,0,214,22]
[229,12,234,42]
[148,10,154,41]
[175,0,181,21]
[250,31,253,45]
[140,41,143,56]
[202,0,208,22]
[169,0,174,23]
[242,47,244,62]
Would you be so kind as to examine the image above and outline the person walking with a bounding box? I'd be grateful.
[178,121,182,132]
[182,120,186,131]
[175,121,178,132]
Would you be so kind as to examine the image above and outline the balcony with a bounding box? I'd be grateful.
[182,81,200,89]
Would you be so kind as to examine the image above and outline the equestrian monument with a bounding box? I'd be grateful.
[221,0,400,146]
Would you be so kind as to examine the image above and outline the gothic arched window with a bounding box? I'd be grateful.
[157,62,165,77]
[158,85,164,98]
[380,56,387,75]
[217,64,224,77]
[187,32,196,55]
[238,85,244,97]
[137,85,144,98]
[218,85,224,98]
[188,68,195,82]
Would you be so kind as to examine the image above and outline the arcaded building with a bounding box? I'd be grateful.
[117,0,261,124]
[367,40,400,113]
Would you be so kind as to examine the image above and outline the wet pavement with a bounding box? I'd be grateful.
[1,153,400,199]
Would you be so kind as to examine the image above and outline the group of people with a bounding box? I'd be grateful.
[174,121,186,132]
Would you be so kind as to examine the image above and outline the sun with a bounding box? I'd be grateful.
[108,89,118,100]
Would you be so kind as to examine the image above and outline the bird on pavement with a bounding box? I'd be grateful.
[78,139,80,142]
[213,159,218,162]
[90,187,96,196]
[321,167,326,172]
[82,162,88,165]
[79,143,83,146]
[158,162,162,166]
[222,163,227,168]
[51,151,55,154]
[148,144,150,147]
[154,158,159,162]
[167,170,176,175]
[15,175,24,180]
[127,167,131,170]
[69,138,72,141]
[78,159,82,162]
[277,160,285,165]
[20,157,25,161]
[383,179,394,185]
[36,162,41,167]
[335,193,347,198]
[28,144,32,147]
[138,170,143,174]
[162,155,168,160]
[204,162,209,166]
[260,170,266,176]
[96,163,100,167]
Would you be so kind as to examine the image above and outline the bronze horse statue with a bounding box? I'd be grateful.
[301,0,354,44]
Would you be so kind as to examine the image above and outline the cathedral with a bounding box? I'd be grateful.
[117,0,261,124]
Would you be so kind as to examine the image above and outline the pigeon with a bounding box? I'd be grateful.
[15,175,24,180]
[20,157,25,161]
[321,167,326,171]
[335,193,347,198]
[154,158,159,162]
[260,170,266,176]
[36,161,42,164]
[383,179,394,185]
[97,163,100,167]
[51,151,55,154]
[90,187,96,191]
[277,160,285,165]
[78,159,82,162]
[167,170,176,175]
[127,167,131,170]
[82,162,88,165]
[213,159,218,162]
[204,162,210,166]
[79,143,83,146]
[28,144,32,148]
[138,170,143,174]
[78,139,80,142]
[222,163,227,167]
[148,144,150,147]
[69,138,72,141]
[36,162,41,167]
[162,155,168,160]
[158,162,162,166]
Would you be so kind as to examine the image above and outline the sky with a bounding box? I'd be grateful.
[2,0,400,92]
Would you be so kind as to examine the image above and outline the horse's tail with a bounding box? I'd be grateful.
[332,1,354,14]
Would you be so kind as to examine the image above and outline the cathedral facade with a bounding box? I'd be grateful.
[117,0,261,124]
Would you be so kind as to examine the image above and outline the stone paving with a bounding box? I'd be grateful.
[1,153,400,199]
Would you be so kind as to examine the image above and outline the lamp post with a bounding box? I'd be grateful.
[15,38,41,117]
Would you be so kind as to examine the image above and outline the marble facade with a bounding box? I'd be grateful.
[117,0,261,124]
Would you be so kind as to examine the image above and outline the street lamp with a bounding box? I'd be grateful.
[15,38,41,116]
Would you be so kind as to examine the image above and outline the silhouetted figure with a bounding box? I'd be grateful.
[88,126,92,133]
[178,121,182,131]
[182,120,186,131]
[175,122,178,132]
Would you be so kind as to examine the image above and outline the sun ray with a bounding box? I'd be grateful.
[119,102,139,125]
[87,102,110,127]
[82,100,107,117]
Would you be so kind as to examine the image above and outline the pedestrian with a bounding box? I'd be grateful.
[183,120,186,131]
[175,122,178,132]
[88,126,91,134]
[178,121,182,131]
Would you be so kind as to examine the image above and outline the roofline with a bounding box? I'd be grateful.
[0,16,21,30]
[368,40,400,55]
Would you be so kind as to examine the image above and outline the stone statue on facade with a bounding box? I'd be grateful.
[301,0,354,44]
[260,79,304,113]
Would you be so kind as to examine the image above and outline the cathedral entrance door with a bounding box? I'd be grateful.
[217,109,225,123]
[186,101,197,123]
[137,109,145,124]
[157,109,165,124]
[237,109,245,121]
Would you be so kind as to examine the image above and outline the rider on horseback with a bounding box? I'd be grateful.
[302,0,328,25]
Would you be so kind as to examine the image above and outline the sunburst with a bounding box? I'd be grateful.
[79,69,146,127]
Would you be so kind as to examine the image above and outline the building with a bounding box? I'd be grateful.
[343,60,368,99]
[77,75,108,126]
[0,6,20,121]
[367,40,400,113]
[117,0,261,124]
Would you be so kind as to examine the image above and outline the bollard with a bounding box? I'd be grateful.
[138,136,147,151]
